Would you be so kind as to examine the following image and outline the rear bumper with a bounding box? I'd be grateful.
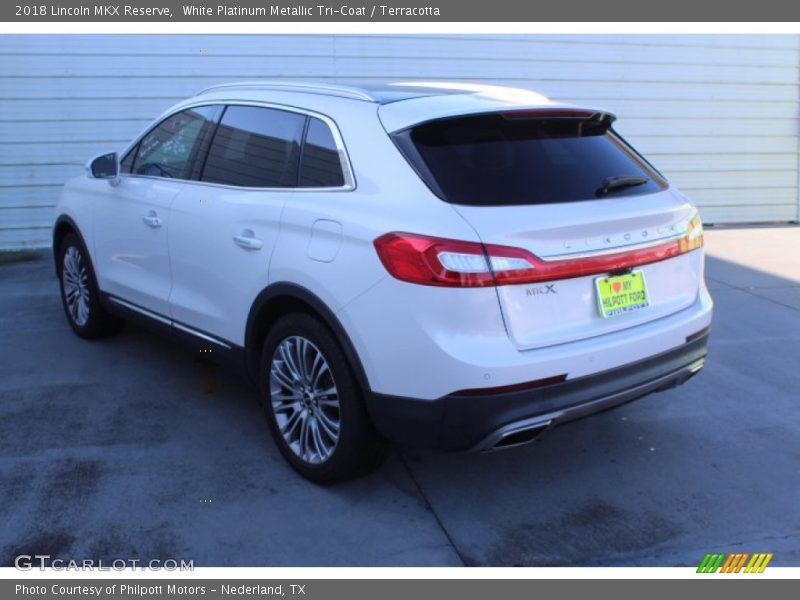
[366,326,709,451]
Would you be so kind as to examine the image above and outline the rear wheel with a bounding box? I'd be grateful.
[259,313,386,483]
[58,232,121,339]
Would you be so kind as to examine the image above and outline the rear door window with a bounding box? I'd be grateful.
[201,105,305,188]
[392,111,667,206]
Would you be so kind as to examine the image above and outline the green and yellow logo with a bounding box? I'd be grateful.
[697,553,773,573]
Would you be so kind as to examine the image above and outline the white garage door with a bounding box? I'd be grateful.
[1,34,798,250]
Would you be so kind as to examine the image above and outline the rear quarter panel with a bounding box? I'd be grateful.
[267,101,482,316]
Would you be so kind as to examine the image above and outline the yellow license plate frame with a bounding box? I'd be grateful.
[595,270,650,318]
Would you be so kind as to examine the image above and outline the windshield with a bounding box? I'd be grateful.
[392,111,667,206]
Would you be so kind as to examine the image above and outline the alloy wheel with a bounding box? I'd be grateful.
[269,336,341,464]
[62,246,90,327]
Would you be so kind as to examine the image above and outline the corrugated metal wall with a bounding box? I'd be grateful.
[1,34,798,250]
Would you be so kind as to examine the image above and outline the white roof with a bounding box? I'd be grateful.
[187,80,612,133]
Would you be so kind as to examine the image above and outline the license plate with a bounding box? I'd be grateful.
[595,271,650,318]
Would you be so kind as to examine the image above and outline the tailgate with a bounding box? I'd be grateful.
[455,193,702,350]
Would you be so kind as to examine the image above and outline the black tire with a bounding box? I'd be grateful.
[57,231,122,339]
[259,313,387,483]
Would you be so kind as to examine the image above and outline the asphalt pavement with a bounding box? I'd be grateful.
[1,226,798,566]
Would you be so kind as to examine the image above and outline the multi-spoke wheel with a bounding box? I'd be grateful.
[62,245,91,327]
[270,336,341,464]
[260,313,387,483]
[57,232,121,339]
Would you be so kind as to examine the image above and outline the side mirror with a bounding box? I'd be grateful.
[88,152,120,184]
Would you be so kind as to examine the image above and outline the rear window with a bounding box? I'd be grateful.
[392,112,667,206]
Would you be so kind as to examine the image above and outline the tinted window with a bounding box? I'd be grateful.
[131,106,216,180]
[120,145,137,174]
[394,112,666,206]
[299,118,346,188]
[201,106,305,188]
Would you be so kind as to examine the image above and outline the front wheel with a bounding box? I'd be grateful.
[58,232,121,339]
[259,313,386,483]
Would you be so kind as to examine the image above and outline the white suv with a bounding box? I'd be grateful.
[53,81,713,482]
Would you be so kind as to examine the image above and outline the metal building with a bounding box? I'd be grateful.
[1,34,797,250]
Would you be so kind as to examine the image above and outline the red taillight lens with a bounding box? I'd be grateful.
[373,233,537,288]
[533,213,703,281]
[501,109,599,119]
[374,216,703,288]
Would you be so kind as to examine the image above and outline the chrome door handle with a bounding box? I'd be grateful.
[142,211,162,228]
[233,231,263,250]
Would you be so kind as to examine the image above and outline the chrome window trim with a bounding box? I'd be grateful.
[117,99,357,192]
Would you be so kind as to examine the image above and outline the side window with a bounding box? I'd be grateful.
[201,105,305,188]
[120,144,137,174]
[299,118,346,188]
[132,106,216,180]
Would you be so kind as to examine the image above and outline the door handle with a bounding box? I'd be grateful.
[142,210,162,228]
[233,230,263,251]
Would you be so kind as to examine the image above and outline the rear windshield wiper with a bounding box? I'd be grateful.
[596,175,649,197]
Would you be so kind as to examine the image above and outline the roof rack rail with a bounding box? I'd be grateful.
[196,81,375,102]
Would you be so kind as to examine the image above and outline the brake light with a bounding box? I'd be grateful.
[374,215,703,288]
[501,109,599,119]
[373,233,536,287]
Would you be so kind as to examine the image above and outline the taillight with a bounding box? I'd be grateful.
[681,212,704,253]
[373,233,537,287]
[374,215,703,288]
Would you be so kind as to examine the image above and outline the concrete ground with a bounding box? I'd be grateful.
[1,226,799,567]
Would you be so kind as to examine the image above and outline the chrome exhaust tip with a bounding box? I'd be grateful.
[475,418,554,452]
